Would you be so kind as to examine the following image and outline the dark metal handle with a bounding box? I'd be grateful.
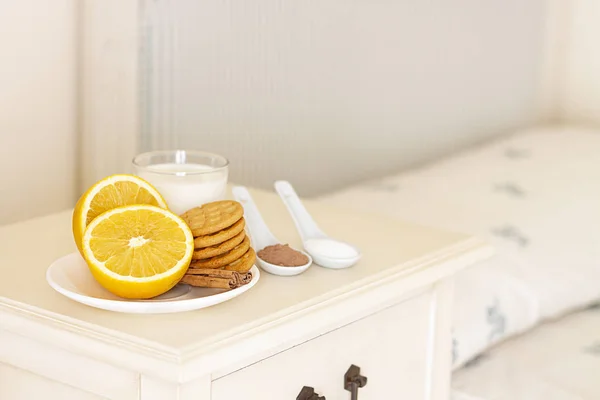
[344,365,367,400]
[297,386,326,400]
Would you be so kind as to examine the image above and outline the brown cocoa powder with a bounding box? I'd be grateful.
[257,244,309,267]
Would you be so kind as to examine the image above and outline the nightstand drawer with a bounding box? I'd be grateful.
[212,289,433,400]
[0,362,106,400]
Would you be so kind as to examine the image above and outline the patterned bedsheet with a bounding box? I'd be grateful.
[319,126,600,371]
[451,303,600,400]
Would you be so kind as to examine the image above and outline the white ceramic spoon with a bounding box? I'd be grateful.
[232,186,312,276]
[274,181,361,269]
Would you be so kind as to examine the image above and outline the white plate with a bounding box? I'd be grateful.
[46,253,260,314]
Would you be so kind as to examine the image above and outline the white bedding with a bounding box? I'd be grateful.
[319,126,600,369]
[451,304,600,400]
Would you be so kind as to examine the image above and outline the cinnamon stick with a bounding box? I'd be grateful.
[180,268,252,289]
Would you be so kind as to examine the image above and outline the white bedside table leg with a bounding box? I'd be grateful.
[425,278,455,400]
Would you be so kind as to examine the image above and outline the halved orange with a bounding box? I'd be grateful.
[72,174,167,253]
[81,205,194,299]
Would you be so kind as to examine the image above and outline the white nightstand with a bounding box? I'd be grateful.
[0,188,492,400]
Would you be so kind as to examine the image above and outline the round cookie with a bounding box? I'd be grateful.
[223,248,256,273]
[194,218,245,248]
[189,236,251,269]
[192,230,246,260]
[181,200,244,237]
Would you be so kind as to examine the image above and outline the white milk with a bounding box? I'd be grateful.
[136,163,228,215]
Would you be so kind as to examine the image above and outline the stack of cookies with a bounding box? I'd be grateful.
[180,200,256,289]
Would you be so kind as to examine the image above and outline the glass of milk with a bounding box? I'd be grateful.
[132,150,229,215]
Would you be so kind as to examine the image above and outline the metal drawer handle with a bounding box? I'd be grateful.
[297,386,326,400]
[344,365,367,400]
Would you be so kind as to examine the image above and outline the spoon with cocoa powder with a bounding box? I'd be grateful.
[232,186,312,276]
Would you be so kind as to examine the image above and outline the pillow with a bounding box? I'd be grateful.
[319,125,600,368]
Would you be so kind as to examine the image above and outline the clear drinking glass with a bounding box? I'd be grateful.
[132,150,229,215]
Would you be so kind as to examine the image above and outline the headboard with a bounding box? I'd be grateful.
[85,0,553,197]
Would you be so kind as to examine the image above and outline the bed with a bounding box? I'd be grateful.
[318,125,600,399]
[451,304,600,400]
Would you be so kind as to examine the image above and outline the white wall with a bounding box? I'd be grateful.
[2,0,596,224]
[560,0,600,125]
[0,1,77,225]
